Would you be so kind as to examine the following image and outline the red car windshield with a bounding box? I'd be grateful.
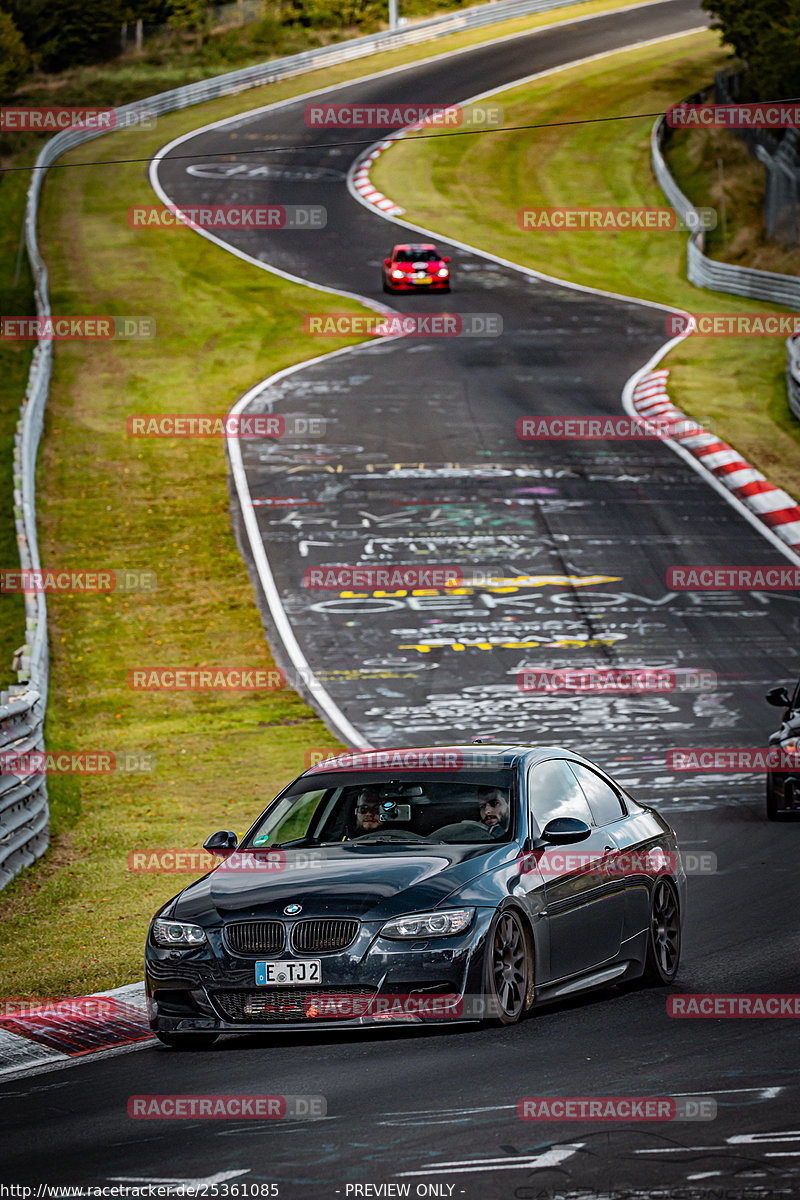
[394,249,439,263]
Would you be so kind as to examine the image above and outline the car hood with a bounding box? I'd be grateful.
[169,842,511,924]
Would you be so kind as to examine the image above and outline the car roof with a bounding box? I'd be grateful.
[392,243,438,252]
[301,744,597,778]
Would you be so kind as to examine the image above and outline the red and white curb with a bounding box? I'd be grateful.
[0,982,150,1077]
[351,138,406,216]
[633,369,800,552]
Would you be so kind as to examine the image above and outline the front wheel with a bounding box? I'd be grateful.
[640,878,681,986]
[483,908,533,1025]
[766,774,798,820]
[155,1031,218,1050]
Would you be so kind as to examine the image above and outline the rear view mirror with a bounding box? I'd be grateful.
[766,686,791,708]
[203,830,238,857]
[384,258,391,267]
[540,817,591,845]
[380,803,412,823]
[442,256,450,263]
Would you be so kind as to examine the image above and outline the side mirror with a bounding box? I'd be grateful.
[766,686,791,708]
[442,256,450,263]
[203,830,238,857]
[539,817,591,845]
[384,258,391,267]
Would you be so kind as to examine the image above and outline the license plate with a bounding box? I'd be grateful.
[255,960,321,985]
[414,274,432,283]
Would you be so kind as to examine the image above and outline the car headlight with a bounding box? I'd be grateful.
[380,908,474,939]
[152,918,207,948]
[782,739,800,755]
[436,268,449,277]
[391,269,405,279]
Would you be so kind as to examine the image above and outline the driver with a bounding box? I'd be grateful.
[352,786,383,835]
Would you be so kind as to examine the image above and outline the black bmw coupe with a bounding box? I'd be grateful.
[145,744,685,1047]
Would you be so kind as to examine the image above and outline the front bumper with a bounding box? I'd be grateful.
[385,276,450,290]
[145,910,494,1034]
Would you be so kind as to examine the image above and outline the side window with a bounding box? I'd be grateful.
[528,759,594,832]
[569,764,626,826]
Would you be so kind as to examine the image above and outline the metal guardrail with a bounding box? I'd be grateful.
[652,112,800,412]
[1,0,592,890]
[652,113,800,308]
[788,335,800,419]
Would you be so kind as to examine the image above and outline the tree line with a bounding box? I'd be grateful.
[0,0,798,98]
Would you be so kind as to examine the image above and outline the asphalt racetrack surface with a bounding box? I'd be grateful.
[154,0,800,812]
[4,3,800,1197]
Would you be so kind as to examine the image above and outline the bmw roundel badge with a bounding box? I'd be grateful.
[284,903,302,915]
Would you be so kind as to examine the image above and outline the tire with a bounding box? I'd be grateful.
[155,1031,218,1050]
[640,878,681,986]
[766,774,799,820]
[483,908,534,1025]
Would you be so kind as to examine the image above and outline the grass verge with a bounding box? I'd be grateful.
[372,29,800,499]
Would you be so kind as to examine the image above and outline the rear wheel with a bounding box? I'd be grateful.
[640,878,681,986]
[155,1031,218,1050]
[483,909,533,1025]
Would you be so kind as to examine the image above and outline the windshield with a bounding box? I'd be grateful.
[242,774,515,847]
[395,249,438,262]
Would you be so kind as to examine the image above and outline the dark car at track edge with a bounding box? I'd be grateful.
[145,744,686,1048]
[765,679,800,819]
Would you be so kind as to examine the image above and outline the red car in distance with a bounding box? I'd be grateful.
[382,243,451,293]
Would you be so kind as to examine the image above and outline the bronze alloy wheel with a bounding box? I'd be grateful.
[486,909,531,1025]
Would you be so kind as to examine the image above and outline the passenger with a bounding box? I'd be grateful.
[478,786,510,832]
